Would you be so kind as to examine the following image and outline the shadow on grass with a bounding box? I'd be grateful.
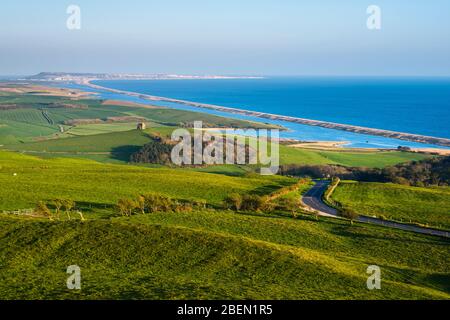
[110,145,142,162]
[46,200,113,213]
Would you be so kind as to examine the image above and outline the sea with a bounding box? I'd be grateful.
[70,77,450,149]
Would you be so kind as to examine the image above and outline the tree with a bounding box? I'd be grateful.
[76,211,86,221]
[35,201,52,219]
[224,193,242,211]
[136,195,146,214]
[62,199,75,220]
[278,197,301,218]
[340,208,359,223]
[241,194,265,212]
[142,193,173,213]
[193,199,207,210]
[52,199,63,220]
[116,198,137,217]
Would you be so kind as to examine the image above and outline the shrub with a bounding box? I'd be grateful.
[35,201,52,219]
[135,195,146,214]
[340,208,359,221]
[174,202,193,213]
[52,199,63,219]
[278,197,301,216]
[193,199,207,210]
[61,199,75,220]
[116,198,137,216]
[241,194,265,212]
[224,193,243,211]
[142,193,173,213]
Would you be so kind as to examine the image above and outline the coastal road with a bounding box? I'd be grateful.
[302,181,338,218]
[302,180,450,238]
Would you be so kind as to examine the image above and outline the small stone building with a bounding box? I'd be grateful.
[137,122,146,130]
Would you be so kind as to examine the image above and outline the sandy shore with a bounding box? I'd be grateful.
[289,141,350,150]
[411,148,450,156]
[288,141,450,155]
[0,83,92,99]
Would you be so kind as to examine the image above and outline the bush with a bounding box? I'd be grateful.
[35,201,52,218]
[224,193,243,211]
[241,194,265,212]
[61,199,75,220]
[142,193,174,213]
[130,139,173,164]
[116,198,137,216]
[340,208,359,221]
[278,197,301,215]
[193,199,207,210]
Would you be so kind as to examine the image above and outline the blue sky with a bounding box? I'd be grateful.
[1,0,449,76]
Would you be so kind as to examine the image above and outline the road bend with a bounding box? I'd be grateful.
[302,180,450,238]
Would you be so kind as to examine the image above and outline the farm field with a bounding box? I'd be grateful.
[332,181,450,230]
[0,88,277,145]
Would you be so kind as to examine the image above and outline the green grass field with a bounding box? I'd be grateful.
[0,151,294,211]
[0,148,448,300]
[332,181,450,230]
[0,209,448,299]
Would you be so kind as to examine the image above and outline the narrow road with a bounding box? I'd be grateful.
[302,180,450,238]
[302,180,338,218]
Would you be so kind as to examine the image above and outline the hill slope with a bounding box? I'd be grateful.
[0,213,448,300]
[0,151,294,211]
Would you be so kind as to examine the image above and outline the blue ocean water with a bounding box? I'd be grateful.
[69,78,450,149]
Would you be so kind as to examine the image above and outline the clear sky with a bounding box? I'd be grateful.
[1,0,450,76]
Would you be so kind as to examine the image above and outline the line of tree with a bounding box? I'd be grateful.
[130,135,255,165]
[34,199,84,221]
[223,192,303,218]
[116,193,207,216]
[129,138,173,164]
[280,156,450,187]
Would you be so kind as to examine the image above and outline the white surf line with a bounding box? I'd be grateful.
[82,80,450,148]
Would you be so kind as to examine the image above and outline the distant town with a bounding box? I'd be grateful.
[25,72,264,82]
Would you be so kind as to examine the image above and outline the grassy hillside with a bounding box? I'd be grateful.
[0,211,448,300]
[0,149,448,300]
[6,130,153,154]
[0,151,294,211]
[332,181,450,230]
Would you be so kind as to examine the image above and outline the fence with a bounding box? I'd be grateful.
[1,209,35,216]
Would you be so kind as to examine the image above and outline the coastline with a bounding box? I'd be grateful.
[83,80,450,148]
